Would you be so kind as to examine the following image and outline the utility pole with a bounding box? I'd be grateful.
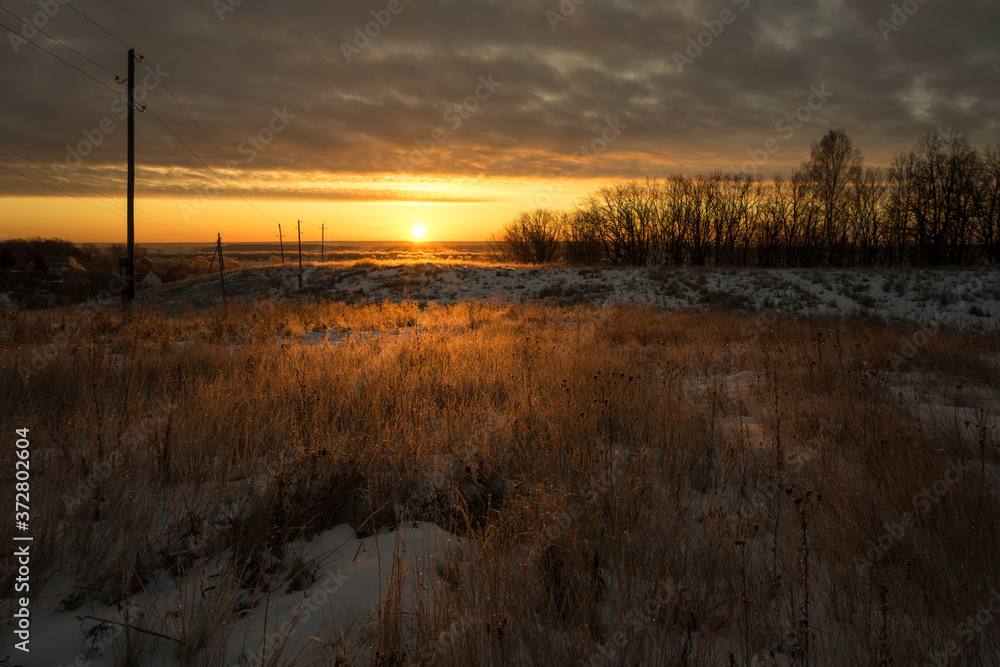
[217,233,226,302]
[297,219,303,289]
[277,223,285,264]
[320,223,325,262]
[125,48,136,302]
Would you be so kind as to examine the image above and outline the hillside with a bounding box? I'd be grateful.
[143,261,1000,331]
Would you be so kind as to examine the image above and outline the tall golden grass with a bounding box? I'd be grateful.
[1,298,998,665]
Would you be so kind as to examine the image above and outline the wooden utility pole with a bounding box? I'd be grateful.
[125,48,136,302]
[320,223,325,262]
[277,223,285,264]
[217,233,226,302]
[297,219,303,289]
[207,234,227,302]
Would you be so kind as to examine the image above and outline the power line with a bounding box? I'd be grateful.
[1,163,205,241]
[0,147,206,241]
[142,64,230,164]
[140,60,292,223]
[0,142,205,239]
[4,2,288,235]
[145,105,284,226]
[0,4,120,79]
[0,144,122,205]
[0,7,229,243]
[0,19,119,93]
[63,1,131,50]
[1,162,128,218]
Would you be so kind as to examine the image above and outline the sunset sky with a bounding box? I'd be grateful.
[1,0,998,243]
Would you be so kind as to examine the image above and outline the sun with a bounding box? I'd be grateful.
[411,224,427,240]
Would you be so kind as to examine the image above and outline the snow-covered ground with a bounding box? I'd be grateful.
[3,264,999,666]
[9,524,462,667]
[147,263,1000,331]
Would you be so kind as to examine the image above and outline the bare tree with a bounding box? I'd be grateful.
[941,132,982,265]
[79,242,100,261]
[488,209,565,263]
[803,129,863,265]
[848,167,888,266]
[485,130,997,269]
[757,176,786,267]
[979,144,1000,264]
[562,210,603,265]
[107,243,126,261]
[897,131,982,265]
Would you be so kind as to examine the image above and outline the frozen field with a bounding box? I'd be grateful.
[149,262,1000,331]
[2,266,999,666]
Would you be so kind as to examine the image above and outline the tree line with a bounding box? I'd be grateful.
[489,129,1000,267]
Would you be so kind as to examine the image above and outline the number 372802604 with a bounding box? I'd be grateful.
[14,428,30,524]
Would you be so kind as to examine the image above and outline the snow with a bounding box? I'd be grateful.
[6,262,999,665]
[3,523,461,667]
[0,291,17,312]
[149,263,1000,332]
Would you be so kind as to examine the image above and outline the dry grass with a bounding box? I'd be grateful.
[1,298,999,665]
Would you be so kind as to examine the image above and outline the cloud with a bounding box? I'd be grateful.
[1,0,998,198]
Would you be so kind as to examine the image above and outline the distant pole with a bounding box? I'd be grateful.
[297,219,303,289]
[217,233,226,302]
[126,48,136,302]
[208,241,217,274]
[277,223,285,264]
[320,223,325,262]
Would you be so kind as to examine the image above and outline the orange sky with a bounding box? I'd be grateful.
[2,177,602,244]
[3,1,997,244]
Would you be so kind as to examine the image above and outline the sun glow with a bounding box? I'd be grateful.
[411,224,427,240]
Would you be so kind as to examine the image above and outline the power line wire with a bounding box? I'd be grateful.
[0,147,207,241]
[1,162,129,218]
[145,105,284,226]
[4,1,289,234]
[0,3,120,79]
[0,144,121,204]
[140,61,292,223]
[1,162,206,241]
[143,65,230,164]
[63,1,130,50]
[0,19,119,93]
[0,142,204,236]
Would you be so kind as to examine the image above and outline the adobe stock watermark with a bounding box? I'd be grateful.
[672,0,752,73]
[62,396,175,512]
[50,64,171,177]
[887,318,939,371]
[545,0,586,31]
[232,567,351,667]
[340,0,414,63]
[16,275,127,383]
[180,106,296,222]
[525,114,629,209]
[397,75,501,172]
[589,595,674,666]
[924,589,1000,667]
[528,453,630,559]
[877,0,929,41]
[736,84,833,174]
[856,459,974,569]
[415,615,481,664]
[212,0,253,21]
[6,0,71,53]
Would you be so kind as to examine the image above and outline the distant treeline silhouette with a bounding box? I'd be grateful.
[490,129,1000,267]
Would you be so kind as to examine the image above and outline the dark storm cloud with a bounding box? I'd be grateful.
[0,0,997,198]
